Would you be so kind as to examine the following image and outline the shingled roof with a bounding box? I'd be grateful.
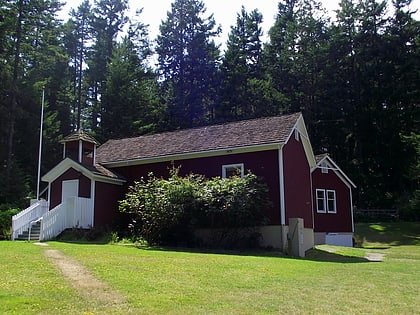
[96,112,301,165]
[60,130,100,145]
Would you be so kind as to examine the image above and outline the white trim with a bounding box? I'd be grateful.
[326,190,337,213]
[42,158,125,185]
[316,189,326,213]
[101,143,280,168]
[316,189,337,214]
[350,188,354,232]
[312,155,356,188]
[321,161,328,173]
[91,179,95,227]
[93,145,97,165]
[285,114,316,169]
[279,147,286,225]
[78,140,83,163]
[222,163,244,178]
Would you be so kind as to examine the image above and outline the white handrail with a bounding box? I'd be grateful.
[40,197,94,241]
[12,200,49,240]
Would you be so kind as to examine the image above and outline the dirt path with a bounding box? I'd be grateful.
[44,249,126,306]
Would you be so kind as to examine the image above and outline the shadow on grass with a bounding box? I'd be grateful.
[354,222,420,247]
[304,248,370,263]
[132,244,376,263]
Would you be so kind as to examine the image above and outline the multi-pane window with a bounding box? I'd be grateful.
[316,189,326,213]
[326,190,336,213]
[222,163,244,178]
[316,189,336,213]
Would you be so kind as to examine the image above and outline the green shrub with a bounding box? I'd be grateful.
[0,206,20,240]
[119,167,270,248]
[119,168,205,246]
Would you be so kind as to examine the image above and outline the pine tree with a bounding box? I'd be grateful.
[156,0,221,128]
[101,14,164,140]
[218,6,266,121]
[85,0,128,134]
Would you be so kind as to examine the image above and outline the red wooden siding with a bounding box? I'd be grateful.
[94,181,124,227]
[312,168,353,233]
[49,168,91,209]
[64,141,95,165]
[113,150,281,224]
[282,134,313,228]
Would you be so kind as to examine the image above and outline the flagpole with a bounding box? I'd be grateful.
[36,87,45,200]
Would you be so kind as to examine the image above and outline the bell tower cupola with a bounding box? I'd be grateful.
[60,130,100,166]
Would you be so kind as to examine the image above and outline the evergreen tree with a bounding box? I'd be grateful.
[85,0,128,133]
[156,0,221,128]
[219,6,268,121]
[101,14,164,140]
[0,0,67,206]
[63,0,92,130]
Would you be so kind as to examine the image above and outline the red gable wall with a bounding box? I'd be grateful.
[312,168,353,233]
[49,168,91,209]
[282,134,313,228]
[113,150,281,224]
[94,181,124,227]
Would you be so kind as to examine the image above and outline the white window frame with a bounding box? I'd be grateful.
[316,189,326,213]
[222,163,244,178]
[316,189,337,214]
[326,190,337,213]
[321,162,328,174]
[294,129,300,141]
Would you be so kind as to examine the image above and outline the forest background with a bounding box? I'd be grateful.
[0,0,419,220]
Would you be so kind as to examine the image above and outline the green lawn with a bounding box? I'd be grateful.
[1,222,419,314]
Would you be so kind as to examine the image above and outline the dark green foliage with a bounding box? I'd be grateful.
[200,173,270,248]
[119,168,269,247]
[156,0,221,128]
[0,0,419,219]
[0,205,20,240]
[398,133,420,221]
[119,168,205,245]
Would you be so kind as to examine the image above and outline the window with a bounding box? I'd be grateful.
[222,163,244,178]
[294,129,300,141]
[316,189,336,214]
[321,162,328,174]
[327,190,336,213]
[316,189,326,213]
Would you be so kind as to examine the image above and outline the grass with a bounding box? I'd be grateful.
[0,222,419,314]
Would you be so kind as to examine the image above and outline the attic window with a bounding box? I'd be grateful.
[321,162,328,174]
[222,163,244,178]
[294,129,300,141]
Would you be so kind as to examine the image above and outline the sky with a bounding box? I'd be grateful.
[59,0,420,50]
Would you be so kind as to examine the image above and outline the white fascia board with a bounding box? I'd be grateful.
[101,143,281,168]
[311,155,356,189]
[41,158,125,186]
[285,114,317,169]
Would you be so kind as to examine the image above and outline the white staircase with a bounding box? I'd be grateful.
[12,197,94,241]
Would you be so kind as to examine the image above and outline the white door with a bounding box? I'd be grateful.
[62,179,79,203]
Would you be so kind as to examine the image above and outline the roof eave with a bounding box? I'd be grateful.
[42,158,126,185]
[99,142,282,168]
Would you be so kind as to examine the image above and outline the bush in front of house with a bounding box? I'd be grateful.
[119,167,205,246]
[200,174,270,248]
[0,205,20,240]
[119,167,269,248]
